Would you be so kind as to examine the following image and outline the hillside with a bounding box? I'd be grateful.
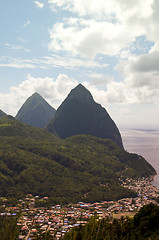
[47,84,123,148]
[0,116,156,203]
[16,92,56,128]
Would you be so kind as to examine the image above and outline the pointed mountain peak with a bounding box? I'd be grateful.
[16,93,56,128]
[27,92,45,103]
[47,84,123,148]
[31,92,43,97]
[67,84,94,104]
[31,92,40,97]
[73,83,87,91]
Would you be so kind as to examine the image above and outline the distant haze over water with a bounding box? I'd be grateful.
[120,128,159,188]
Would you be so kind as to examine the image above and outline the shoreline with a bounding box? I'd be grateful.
[120,128,159,189]
[151,173,159,188]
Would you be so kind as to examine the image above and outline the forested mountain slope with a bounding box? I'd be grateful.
[0,115,156,203]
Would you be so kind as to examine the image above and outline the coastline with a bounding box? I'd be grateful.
[120,128,159,189]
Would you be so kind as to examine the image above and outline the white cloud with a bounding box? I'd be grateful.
[49,0,154,21]
[88,73,114,86]
[0,55,108,70]
[47,0,159,111]
[48,0,140,20]
[129,45,159,74]
[46,0,159,112]
[0,74,78,116]
[0,57,40,69]
[34,1,44,9]
[4,43,30,53]
[48,0,159,59]
[4,43,30,52]
[48,18,136,58]
[107,45,159,104]
[5,43,22,50]
[81,81,159,128]
[23,20,31,28]
[81,42,159,106]
[42,55,108,69]
[0,73,159,128]
[116,45,159,88]
[48,0,119,20]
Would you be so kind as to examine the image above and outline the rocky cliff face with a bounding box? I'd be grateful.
[47,84,123,147]
[16,93,56,128]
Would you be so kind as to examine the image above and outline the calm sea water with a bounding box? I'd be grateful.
[120,129,159,187]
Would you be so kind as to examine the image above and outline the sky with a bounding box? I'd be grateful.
[1,0,159,129]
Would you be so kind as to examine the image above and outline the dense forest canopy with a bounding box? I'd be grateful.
[0,115,156,203]
[0,215,20,240]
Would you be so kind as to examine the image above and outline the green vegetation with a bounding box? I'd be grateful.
[0,123,12,127]
[0,115,156,203]
[0,215,20,240]
[63,203,159,240]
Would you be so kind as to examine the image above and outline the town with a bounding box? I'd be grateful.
[1,177,159,240]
